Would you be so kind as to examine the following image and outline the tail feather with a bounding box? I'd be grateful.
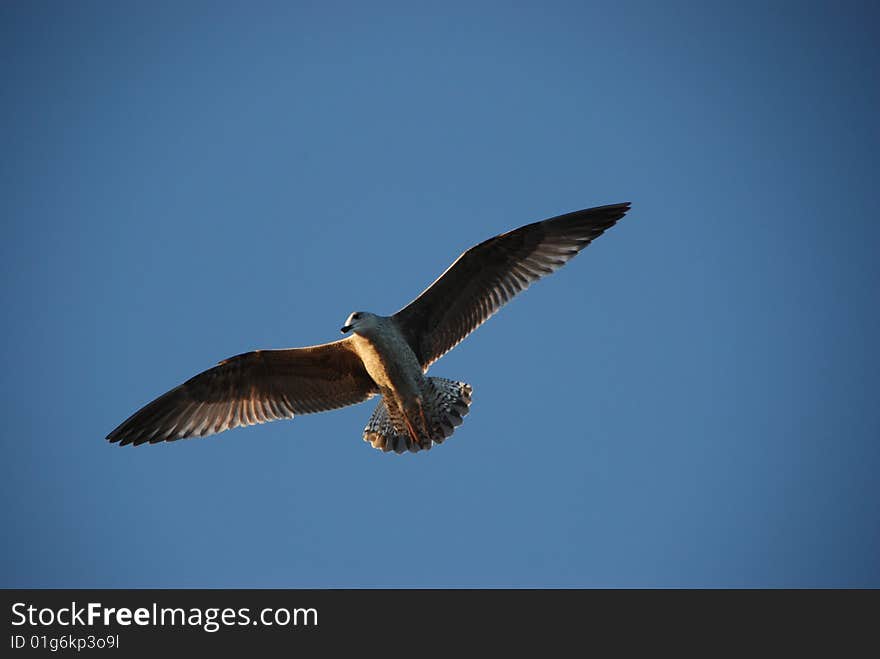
[363,377,473,454]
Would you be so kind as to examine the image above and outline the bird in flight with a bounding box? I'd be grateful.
[107,202,631,453]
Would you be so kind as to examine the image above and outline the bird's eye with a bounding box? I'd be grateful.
[353,313,361,319]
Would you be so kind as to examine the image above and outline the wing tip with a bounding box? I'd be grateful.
[550,201,632,226]
[595,200,632,218]
[606,201,632,224]
[106,423,161,447]
[106,430,134,446]
[107,431,170,447]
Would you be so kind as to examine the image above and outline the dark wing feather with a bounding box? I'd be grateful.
[393,203,631,369]
[106,338,377,446]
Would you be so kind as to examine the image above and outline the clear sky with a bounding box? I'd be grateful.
[2,1,878,587]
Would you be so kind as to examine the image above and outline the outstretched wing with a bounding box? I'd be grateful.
[393,203,631,369]
[106,337,377,446]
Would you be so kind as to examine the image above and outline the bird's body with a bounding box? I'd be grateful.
[347,315,423,402]
[345,313,470,451]
[107,202,631,454]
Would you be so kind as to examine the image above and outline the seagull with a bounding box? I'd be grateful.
[107,202,631,453]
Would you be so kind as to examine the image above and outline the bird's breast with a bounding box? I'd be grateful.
[350,330,423,400]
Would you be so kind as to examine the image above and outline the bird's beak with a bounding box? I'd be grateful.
[340,325,352,334]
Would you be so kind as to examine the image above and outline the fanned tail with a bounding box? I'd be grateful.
[363,377,473,454]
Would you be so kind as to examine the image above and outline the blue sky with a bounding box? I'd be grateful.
[2,1,878,587]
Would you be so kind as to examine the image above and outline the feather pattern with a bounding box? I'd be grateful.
[392,203,631,369]
[106,338,377,446]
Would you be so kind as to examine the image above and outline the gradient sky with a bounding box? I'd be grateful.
[2,1,878,588]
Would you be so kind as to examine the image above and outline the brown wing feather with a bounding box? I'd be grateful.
[393,203,631,369]
[106,338,377,446]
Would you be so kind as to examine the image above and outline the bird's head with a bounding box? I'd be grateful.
[340,311,379,335]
